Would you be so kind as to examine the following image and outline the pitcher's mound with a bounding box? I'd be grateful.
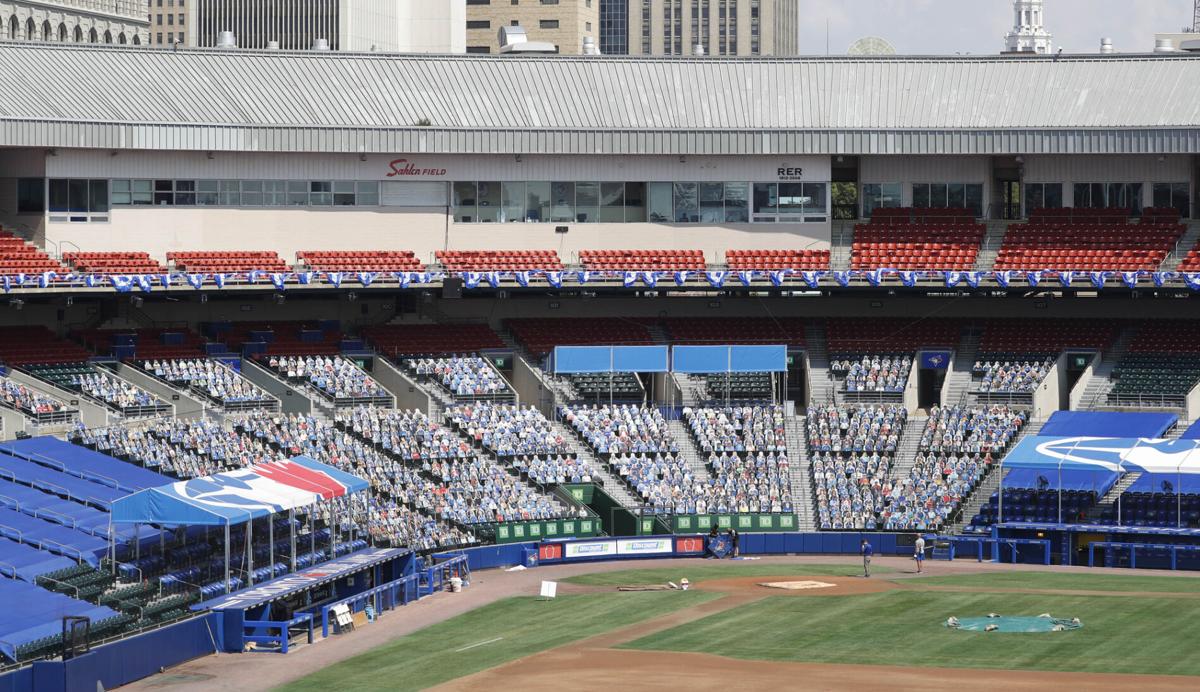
[759,580,836,591]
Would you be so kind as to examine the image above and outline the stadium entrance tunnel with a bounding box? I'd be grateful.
[947,615,1083,633]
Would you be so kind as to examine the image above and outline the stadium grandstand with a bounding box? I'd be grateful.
[0,39,1200,692]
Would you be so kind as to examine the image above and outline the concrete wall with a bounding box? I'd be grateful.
[1032,353,1063,419]
[371,356,431,414]
[112,362,197,417]
[903,359,919,412]
[0,407,26,440]
[513,355,555,417]
[1186,379,1200,423]
[239,359,312,414]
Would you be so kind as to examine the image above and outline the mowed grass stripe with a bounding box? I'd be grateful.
[900,571,1200,594]
[563,563,893,586]
[623,591,1200,676]
[276,591,719,692]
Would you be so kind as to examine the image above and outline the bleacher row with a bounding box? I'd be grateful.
[1,207,1194,277]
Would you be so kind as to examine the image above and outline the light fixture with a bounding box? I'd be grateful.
[347,292,358,302]
[359,152,367,162]
[273,293,286,305]
[1014,155,1024,163]
[206,151,215,160]
[515,154,523,163]
[10,299,23,311]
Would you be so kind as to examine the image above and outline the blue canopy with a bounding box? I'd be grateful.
[1002,436,1200,475]
[0,437,169,494]
[1038,411,1178,438]
[552,345,669,373]
[671,345,787,373]
[112,456,368,527]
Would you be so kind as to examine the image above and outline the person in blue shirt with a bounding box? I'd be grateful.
[860,538,874,577]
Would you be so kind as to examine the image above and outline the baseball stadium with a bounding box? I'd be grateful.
[1,32,1200,692]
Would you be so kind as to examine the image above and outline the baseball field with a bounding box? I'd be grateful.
[268,558,1200,692]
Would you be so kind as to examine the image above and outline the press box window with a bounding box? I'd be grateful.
[17,178,45,213]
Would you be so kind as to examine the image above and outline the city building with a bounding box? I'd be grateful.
[148,0,186,46]
[0,0,149,44]
[1004,0,1052,54]
[628,0,798,57]
[188,0,465,52]
[599,0,627,54]
[466,0,597,55]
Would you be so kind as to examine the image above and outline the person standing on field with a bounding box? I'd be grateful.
[860,538,873,577]
[914,534,926,573]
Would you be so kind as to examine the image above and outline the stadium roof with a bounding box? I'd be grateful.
[2,43,1200,155]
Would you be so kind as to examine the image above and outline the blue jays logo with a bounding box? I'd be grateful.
[927,355,945,367]
[1032,436,1195,472]
[175,471,294,513]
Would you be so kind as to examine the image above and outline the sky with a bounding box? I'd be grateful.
[795,0,1196,55]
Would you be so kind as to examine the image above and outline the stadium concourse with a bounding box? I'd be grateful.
[1,40,1200,692]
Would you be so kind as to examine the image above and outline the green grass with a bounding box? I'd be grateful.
[276,591,719,692]
[563,563,894,586]
[901,571,1200,593]
[624,591,1200,676]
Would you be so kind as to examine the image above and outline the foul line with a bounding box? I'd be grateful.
[455,637,504,652]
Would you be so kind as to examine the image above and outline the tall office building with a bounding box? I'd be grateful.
[628,0,797,56]
[599,0,628,54]
[0,0,149,44]
[148,0,186,46]
[466,0,598,55]
[189,0,466,52]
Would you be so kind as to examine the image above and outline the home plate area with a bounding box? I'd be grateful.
[758,580,836,591]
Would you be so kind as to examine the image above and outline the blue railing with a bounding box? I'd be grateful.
[318,573,420,638]
[243,614,313,654]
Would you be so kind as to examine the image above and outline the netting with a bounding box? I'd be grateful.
[946,615,1082,633]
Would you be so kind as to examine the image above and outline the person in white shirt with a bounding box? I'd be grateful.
[914,534,926,573]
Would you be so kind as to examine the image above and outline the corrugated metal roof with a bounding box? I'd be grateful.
[1,43,1199,154]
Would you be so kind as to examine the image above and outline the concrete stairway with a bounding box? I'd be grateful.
[829,220,855,271]
[942,325,981,406]
[972,220,1010,272]
[672,373,708,407]
[1085,472,1142,523]
[549,420,643,510]
[784,415,817,530]
[887,414,927,484]
[1076,324,1138,410]
[667,418,712,481]
[803,323,837,405]
[1161,220,1200,272]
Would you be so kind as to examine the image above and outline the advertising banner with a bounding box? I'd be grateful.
[616,538,674,556]
[564,540,617,559]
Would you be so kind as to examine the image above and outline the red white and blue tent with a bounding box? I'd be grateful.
[111,456,368,526]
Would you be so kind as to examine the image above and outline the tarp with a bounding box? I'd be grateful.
[0,454,125,510]
[1003,436,1200,474]
[1038,411,1178,438]
[671,345,787,373]
[0,437,169,494]
[551,345,669,374]
[111,456,367,527]
[0,576,118,661]
[0,538,74,583]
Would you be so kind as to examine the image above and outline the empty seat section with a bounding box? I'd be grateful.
[298,250,425,272]
[851,223,984,270]
[72,328,206,360]
[166,251,289,273]
[1110,321,1200,401]
[994,214,1183,271]
[0,327,93,366]
[661,317,807,346]
[362,324,504,358]
[507,318,655,357]
[725,249,829,270]
[579,249,705,271]
[0,231,65,275]
[826,319,960,394]
[62,252,166,274]
[208,321,343,357]
[435,250,562,271]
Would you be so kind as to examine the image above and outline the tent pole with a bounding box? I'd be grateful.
[998,459,1004,525]
[269,514,275,580]
[246,518,254,586]
[224,523,231,594]
[134,523,140,560]
[310,502,316,563]
[290,508,297,572]
[1058,465,1062,525]
[1179,468,1183,529]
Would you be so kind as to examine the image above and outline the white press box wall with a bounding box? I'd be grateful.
[40,151,833,262]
